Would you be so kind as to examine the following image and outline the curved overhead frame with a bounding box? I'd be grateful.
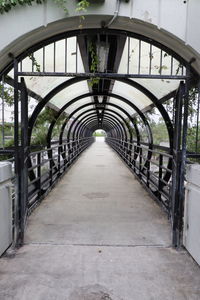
[1,27,194,78]
[76,116,126,141]
[47,101,152,177]
[70,112,127,141]
[79,117,121,139]
[56,102,138,161]
[28,77,172,155]
[67,109,132,141]
[89,122,113,137]
[2,27,195,248]
[66,112,125,141]
[84,122,111,137]
[45,93,152,147]
[74,113,126,140]
[28,77,87,145]
[112,77,174,153]
[50,100,145,147]
[26,81,173,184]
[51,102,135,166]
[80,119,118,139]
[42,93,153,179]
[42,84,171,181]
[8,28,182,187]
[80,119,113,137]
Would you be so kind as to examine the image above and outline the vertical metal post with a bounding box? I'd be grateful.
[176,68,190,245]
[139,147,142,178]
[49,148,53,186]
[64,144,67,170]
[133,144,136,172]
[58,144,61,177]
[158,154,163,201]
[1,76,5,148]
[195,83,200,153]
[146,157,150,188]
[171,81,185,247]
[13,59,20,246]
[19,77,29,244]
[37,152,41,198]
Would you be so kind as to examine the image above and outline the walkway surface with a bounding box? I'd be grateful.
[0,138,200,300]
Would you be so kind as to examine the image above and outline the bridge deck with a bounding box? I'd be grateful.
[0,138,200,299]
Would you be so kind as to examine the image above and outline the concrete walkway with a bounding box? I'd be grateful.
[0,138,200,300]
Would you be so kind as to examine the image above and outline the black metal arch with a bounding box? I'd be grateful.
[75,115,126,141]
[27,76,172,155]
[69,113,123,139]
[0,20,196,251]
[80,119,119,138]
[45,92,152,147]
[67,109,132,141]
[90,123,111,134]
[51,101,142,148]
[28,78,156,143]
[89,122,114,137]
[79,117,121,139]
[80,119,115,138]
[1,27,194,79]
[59,104,136,160]
[28,87,144,146]
[70,112,127,141]
[47,101,140,171]
[28,77,87,145]
[73,113,126,140]
[111,77,173,152]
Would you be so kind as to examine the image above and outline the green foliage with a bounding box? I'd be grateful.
[187,125,200,153]
[31,126,48,147]
[0,83,14,106]
[4,138,14,147]
[34,107,57,126]
[76,0,90,27]
[89,42,99,72]
[88,41,100,87]
[76,0,90,12]
[0,0,90,14]
[0,123,14,137]
[0,0,44,14]
[93,130,105,137]
[0,137,14,161]
[163,87,198,122]
[28,54,41,72]
[150,120,169,145]
[53,0,68,13]
[88,77,100,87]
[0,124,15,149]
[31,107,66,147]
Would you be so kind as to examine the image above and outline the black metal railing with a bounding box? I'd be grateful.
[27,137,94,211]
[106,137,172,214]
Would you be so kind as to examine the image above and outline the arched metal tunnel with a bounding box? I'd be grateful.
[0,28,198,248]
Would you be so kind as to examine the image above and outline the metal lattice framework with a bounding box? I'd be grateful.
[0,28,199,248]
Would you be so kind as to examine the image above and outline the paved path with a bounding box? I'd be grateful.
[0,138,200,300]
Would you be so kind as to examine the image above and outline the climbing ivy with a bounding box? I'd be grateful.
[88,41,100,87]
[0,0,45,14]
[52,0,68,13]
[0,0,90,15]
[76,0,90,13]
[28,54,41,72]
[0,0,101,86]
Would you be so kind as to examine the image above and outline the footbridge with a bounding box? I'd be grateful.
[0,0,200,299]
